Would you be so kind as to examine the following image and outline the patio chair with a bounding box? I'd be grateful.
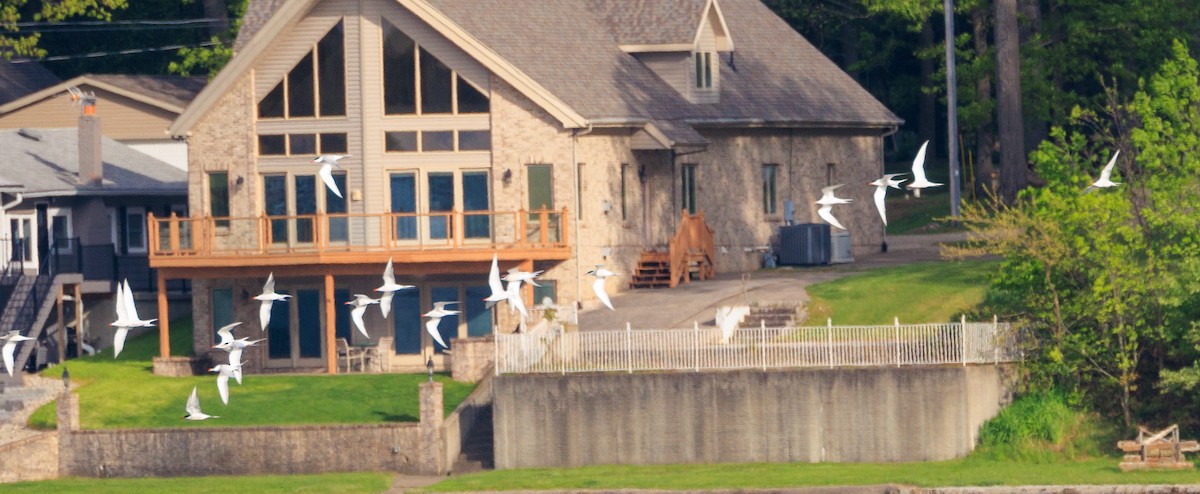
[336,338,363,373]
[366,337,393,373]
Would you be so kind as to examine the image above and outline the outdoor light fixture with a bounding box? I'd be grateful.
[502,169,513,185]
[62,366,70,390]
[426,357,434,382]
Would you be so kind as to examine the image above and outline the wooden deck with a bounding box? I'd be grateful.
[148,208,570,269]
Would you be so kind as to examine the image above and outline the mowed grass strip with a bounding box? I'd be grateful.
[28,318,474,429]
[419,458,1200,492]
[805,260,998,325]
[0,472,392,494]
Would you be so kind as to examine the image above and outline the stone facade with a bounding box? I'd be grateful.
[449,335,495,383]
[0,432,58,483]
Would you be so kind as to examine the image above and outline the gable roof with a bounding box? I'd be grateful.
[0,128,186,198]
[0,74,206,116]
[0,58,61,106]
[177,0,899,139]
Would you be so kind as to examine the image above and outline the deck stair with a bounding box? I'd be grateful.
[630,211,716,289]
[742,304,801,328]
[0,273,81,388]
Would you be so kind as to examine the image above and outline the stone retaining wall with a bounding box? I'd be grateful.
[0,432,58,482]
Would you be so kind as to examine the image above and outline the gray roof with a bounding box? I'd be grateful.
[591,0,708,46]
[0,128,186,197]
[0,59,60,106]
[85,75,207,110]
[233,0,900,131]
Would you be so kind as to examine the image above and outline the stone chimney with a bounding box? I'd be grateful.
[77,99,102,186]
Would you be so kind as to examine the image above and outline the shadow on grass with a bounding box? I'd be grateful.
[372,411,417,422]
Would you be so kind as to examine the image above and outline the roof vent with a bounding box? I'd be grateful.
[17,128,42,141]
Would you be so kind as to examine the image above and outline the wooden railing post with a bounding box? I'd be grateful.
[518,209,528,247]
[560,207,569,246]
[454,209,464,247]
[147,212,159,256]
[168,212,180,252]
[539,209,549,245]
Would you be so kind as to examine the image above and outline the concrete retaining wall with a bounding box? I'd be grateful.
[0,432,58,482]
[494,365,1008,468]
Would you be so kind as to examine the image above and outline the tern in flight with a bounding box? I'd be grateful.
[816,184,852,230]
[906,141,942,190]
[209,363,243,405]
[313,155,349,199]
[182,386,218,421]
[423,301,460,349]
[586,264,616,311]
[1085,150,1121,194]
[346,294,381,339]
[254,273,291,331]
[2,331,34,377]
[111,279,155,358]
[869,173,906,225]
[375,258,414,318]
[483,253,508,310]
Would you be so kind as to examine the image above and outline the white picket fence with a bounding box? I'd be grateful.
[495,319,1020,375]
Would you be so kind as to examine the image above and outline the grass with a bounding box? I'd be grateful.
[418,459,1200,491]
[804,259,998,325]
[0,472,391,493]
[885,189,966,235]
[27,318,475,429]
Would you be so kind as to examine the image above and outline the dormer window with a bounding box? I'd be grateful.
[694,52,713,89]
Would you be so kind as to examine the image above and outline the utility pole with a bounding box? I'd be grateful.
[944,0,961,218]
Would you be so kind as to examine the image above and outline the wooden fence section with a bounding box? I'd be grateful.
[496,320,1019,375]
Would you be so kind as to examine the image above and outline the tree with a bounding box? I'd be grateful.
[948,42,1200,428]
[993,0,1026,201]
[0,0,127,60]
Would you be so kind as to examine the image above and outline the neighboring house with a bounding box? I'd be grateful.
[152,0,901,374]
[0,58,60,106]
[0,73,207,171]
[0,102,187,376]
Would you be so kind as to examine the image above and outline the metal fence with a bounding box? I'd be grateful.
[496,319,1020,375]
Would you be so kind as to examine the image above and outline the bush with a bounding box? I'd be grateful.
[973,391,1113,462]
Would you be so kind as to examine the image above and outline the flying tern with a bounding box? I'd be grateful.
[586,264,616,311]
[1085,150,1121,194]
[183,386,218,421]
[254,273,291,331]
[423,301,460,349]
[313,155,349,199]
[869,173,906,225]
[483,254,507,309]
[346,294,380,339]
[374,258,414,318]
[816,184,852,230]
[2,331,33,377]
[209,363,243,405]
[906,141,942,190]
[502,268,543,287]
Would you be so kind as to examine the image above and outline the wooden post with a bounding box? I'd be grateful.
[324,273,337,375]
[74,283,83,358]
[56,284,65,363]
[519,258,534,309]
[157,271,170,358]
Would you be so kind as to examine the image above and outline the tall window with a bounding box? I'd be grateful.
[209,172,229,227]
[620,164,628,221]
[463,171,490,238]
[681,164,697,214]
[258,21,345,119]
[382,19,488,115]
[762,164,778,215]
[390,172,417,240]
[826,163,836,186]
[212,288,233,344]
[125,207,146,254]
[575,163,584,220]
[694,52,713,89]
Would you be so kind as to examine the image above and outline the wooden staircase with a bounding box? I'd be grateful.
[630,211,716,289]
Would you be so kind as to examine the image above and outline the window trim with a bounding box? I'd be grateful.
[124,206,148,254]
[48,207,73,254]
[257,20,346,120]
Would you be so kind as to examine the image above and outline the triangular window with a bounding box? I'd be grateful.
[258,21,345,119]
[382,19,488,115]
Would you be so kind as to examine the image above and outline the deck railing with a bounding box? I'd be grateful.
[496,320,1020,375]
[148,208,569,258]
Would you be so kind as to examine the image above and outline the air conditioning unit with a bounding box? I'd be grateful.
[830,232,854,264]
[777,224,830,265]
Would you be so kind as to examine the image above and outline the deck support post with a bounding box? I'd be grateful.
[56,284,65,363]
[325,273,337,374]
[157,271,170,358]
[74,283,83,358]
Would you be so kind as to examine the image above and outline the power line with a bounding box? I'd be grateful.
[13,18,227,27]
[8,41,220,63]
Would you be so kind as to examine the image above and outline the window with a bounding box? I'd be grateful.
[261,172,339,246]
[762,164,778,215]
[125,207,146,254]
[385,132,418,152]
[457,130,490,151]
[209,172,229,227]
[532,280,557,307]
[694,52,713,89]
[50,210,71,253]
[390,172,417,240]
[257,21,345,119]
[620,164,628,221]
[257,133,347,156]
[826,163,836,186]
[382,19,488,115]
[462,171,490,238]
[681,164,697,214]
[212,288,233,344]
[422,131,454,152]
[326,174,348,242]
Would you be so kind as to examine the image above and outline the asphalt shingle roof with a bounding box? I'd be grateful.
[0,59,60,106]
[85,75,207,110]
[234,0,901,129]
[0,128,186,197]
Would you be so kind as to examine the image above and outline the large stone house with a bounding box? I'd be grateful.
[153,0,901,374]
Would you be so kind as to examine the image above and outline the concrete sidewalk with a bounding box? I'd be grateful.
[577,233,966,331]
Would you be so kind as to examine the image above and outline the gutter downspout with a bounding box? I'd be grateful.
[571,124,593,310]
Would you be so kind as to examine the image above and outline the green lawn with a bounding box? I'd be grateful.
[885,190,965,235]
[28,318,475,429]
[805,260,998,325]
[418,458,1200,492]
[0,472,391,494]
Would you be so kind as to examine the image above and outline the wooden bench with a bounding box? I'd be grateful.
[1117,424,1199,471]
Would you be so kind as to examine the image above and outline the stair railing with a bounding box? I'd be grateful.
[668,210,716,287]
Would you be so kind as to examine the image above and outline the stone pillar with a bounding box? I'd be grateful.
[56,390,78,476]
[418,381,444,474]
[450,335,495,383]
